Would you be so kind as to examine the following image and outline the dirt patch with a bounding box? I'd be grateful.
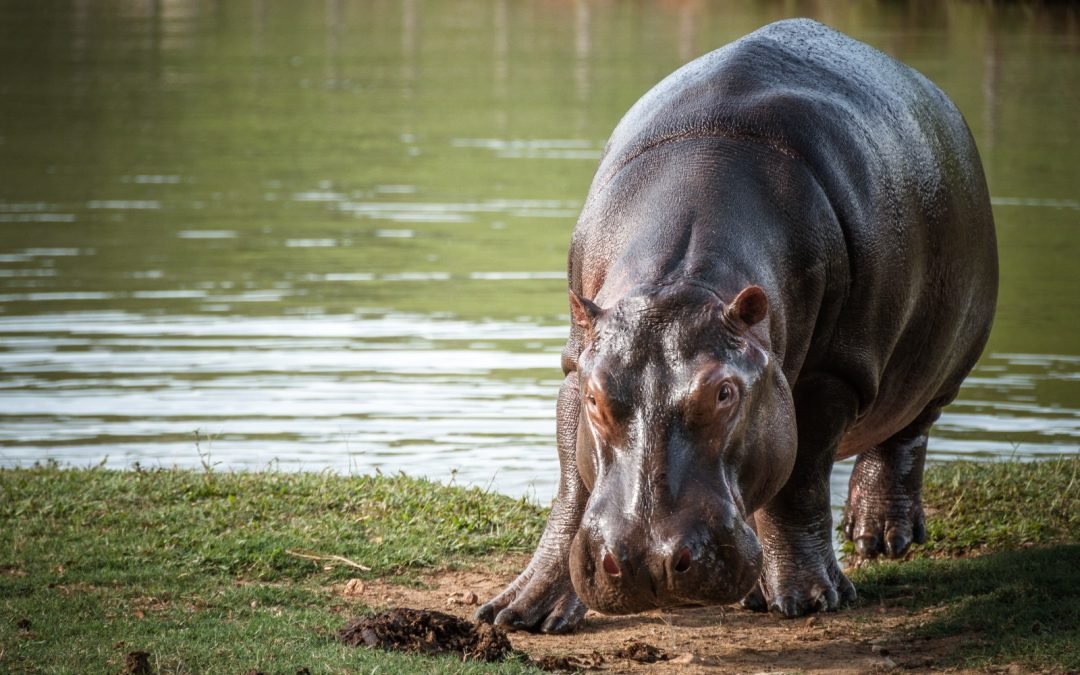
[531,651,606,671]
[612,639,669,663]
[339,607,514,662]
[334,555,990,674]
[122,651,152,675]
[338,607,686,672]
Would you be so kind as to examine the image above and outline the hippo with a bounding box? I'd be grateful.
[476,18,998,633]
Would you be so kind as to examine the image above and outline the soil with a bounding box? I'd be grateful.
[333,555,1015,674]
[339,607,514,662]
[122,651,152,675]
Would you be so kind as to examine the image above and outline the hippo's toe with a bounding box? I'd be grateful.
[739,583,768,612]
[487,590,585,634]
[750,552,857,618]
[767,578,855,618]
[843,491,927,560]
[476,567,586,634]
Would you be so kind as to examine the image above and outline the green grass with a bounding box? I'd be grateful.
[1,457,1076,673]
[851,457,1080,671]
[0,464,548,674]
[919,457,1078,556]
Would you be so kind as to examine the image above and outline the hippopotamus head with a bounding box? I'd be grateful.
[567,282,797,614]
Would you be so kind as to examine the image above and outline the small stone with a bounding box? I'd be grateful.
[343,578,366,596]
[882,656,898,669]
[871,644,889,656]
[446,590,480,606]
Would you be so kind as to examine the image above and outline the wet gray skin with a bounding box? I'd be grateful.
[476,18,997,633]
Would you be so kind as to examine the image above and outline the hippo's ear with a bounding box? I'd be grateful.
[725,285,768,330]
[569,289,604,332]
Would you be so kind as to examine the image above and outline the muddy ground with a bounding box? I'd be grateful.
[335,555,1022,674]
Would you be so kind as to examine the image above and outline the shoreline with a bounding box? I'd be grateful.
[2,457,1076,673]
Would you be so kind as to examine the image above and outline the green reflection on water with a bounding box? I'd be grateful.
[0,2,1076,485]
[2,1,1077,344]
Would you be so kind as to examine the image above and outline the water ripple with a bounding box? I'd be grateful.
[0,309,1076,501]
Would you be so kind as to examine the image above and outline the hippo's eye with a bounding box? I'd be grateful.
[717,381,736,406]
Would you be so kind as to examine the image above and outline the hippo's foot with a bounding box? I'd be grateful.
[741,547,856,617]
[842,428,930,559]
[842,481,926,560]
[475,557,586,634]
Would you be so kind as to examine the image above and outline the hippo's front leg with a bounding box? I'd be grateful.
[475,345,589,633]
[743,374,859,617]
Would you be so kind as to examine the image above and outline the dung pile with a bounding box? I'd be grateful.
[339,607,514,662]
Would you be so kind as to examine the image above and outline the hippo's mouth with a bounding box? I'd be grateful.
[568,526,763,615]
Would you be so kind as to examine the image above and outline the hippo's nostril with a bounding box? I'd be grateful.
[602,551,621,577]
[674,547,692,573]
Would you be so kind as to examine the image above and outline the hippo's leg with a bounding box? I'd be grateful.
[742,374,858,617]
[475,347,589,633]
[841,405,941,559]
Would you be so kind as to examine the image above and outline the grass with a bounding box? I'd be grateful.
[1,456,1076,673]
[0,464,548,674]
[919,456,1078,556]
[849,456,1080,671]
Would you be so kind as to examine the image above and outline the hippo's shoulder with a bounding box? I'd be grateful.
[591,19,952,196]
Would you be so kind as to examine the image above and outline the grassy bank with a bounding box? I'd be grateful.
[1,457,1077,673]
[0,466,548,674]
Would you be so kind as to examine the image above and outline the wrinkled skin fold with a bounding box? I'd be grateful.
[476,18,997,633]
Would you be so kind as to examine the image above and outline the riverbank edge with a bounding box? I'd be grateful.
[1,457,1076,673]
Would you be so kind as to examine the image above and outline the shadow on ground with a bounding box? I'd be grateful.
[853,544,1080,670]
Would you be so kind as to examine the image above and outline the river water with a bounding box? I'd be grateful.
[1,1,1077,511]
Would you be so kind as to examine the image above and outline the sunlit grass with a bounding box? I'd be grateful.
[0,464,547,673]
[1,457,1076,672]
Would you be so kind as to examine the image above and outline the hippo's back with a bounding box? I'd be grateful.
[591,19,989,262]
[581,19,998,449]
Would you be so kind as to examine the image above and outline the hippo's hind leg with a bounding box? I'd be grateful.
[474,342,589,633]
[743,373,859,617]
[842,404,943,559]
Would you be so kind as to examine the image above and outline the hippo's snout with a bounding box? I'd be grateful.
[600,544,692,579]
[569,502,762,614]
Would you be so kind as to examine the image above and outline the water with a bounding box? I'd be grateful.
[1,2,1077,511]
